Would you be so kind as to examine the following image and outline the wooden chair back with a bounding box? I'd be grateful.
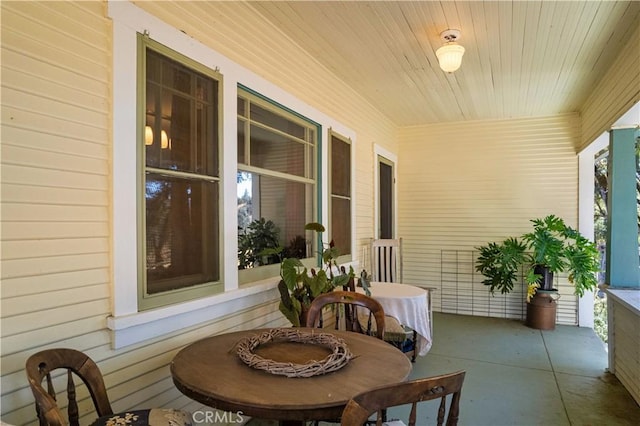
[340,371,466,426]
[371,238,403,282]
[341,267,356,292]
[25,348,113,426]
[306,291,386,339]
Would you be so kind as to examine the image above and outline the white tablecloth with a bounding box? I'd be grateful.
[357,282,432,355]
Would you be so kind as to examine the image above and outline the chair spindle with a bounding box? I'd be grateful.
[45,371,55,400]
[37,370,55,426]
[67,370,79,426]
[437,396,446,426]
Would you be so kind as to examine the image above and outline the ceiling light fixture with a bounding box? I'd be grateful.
[436,29,465,73]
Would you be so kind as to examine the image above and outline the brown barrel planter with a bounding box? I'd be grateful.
[526,290,560,330]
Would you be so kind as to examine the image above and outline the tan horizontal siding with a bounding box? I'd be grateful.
[2,143,108,175]
[398,114,580,323]
[0,1,114,424]
[2,269,111,298]
[2,315,109,358]
[2,253,109,280]
[2,283,110,318]
[2,182,107,206]
[2,222,110,241]
[3,125,108,161]
[2,238,109,260]
[1,329,109,373]
[3,203,108,222]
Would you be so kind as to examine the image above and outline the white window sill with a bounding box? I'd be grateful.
[107,279,278,349]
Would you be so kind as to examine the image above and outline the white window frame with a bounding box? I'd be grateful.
[107,1,357,348]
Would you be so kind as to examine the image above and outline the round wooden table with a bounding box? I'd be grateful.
[171,328,412,422]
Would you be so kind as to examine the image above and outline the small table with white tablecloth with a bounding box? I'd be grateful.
[356,281,432,356]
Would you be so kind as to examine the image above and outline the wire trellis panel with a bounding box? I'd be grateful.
[440,250,527,320]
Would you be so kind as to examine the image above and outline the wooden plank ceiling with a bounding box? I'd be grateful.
[248,1,640,126]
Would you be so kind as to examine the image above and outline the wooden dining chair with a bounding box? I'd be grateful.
[370,238,436,336]
[306,291,386,339]
[369,238,417,361]
[307,291,388,426]
[340,370,466,426]
[25,348,192,426]
[370,238,403,283]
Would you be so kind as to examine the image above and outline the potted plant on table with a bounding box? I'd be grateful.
[475,215,600,329]
[274,222,353,327]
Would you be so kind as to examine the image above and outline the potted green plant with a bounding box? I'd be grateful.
[475,215,600,329]
[275,222,353,327]
[238,218,281,269]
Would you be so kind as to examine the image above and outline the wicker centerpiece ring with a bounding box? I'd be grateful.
[236,328,353,378]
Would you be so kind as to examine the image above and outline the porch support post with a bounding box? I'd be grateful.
[605,127,639,287]
[577,134,607,327]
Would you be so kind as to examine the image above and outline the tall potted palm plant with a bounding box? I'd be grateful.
[475,215,600,329]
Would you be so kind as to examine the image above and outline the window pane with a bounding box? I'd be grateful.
[331,136,351,197]
[237,118,246,164]
[146,50,218,177]
[237,89,318,277]
[238,97,246,116]
[331,133,351,257]
[142,44,221,305]
[238,172,314,269]
[146,50,160,82]
[146,173,219,294]
[379,161,394,239]
[331,196,351,256]
[162,58,191,94]
[250,103,305,140]
[249,124,308,177]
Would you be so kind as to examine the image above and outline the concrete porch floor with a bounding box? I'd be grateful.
[388,312,640,425]
[247,312,639,425]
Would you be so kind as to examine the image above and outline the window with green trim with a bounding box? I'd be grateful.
[237,89,318,282]
[330,131,352,258]
[139,36,223,309]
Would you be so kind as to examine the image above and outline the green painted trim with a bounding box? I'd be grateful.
[238,257,318,286]
[136,34,146,306]
[238,84,321,128]
[137,34,225,310]
[316,122,323,266]
[327,130,353,256]
[605,127,640,287]
[237,84,323,267]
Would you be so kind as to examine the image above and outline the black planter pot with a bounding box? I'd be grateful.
[534,265,554,290]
